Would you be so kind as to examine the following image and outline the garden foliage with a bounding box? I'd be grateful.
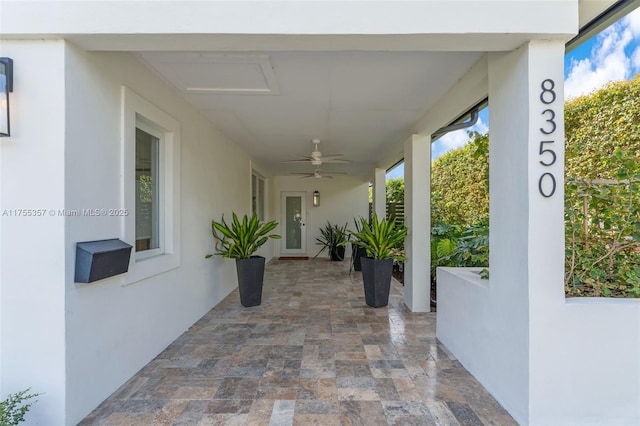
[431,132,489,227]
[564,77,640,297]
[430,220,489,282]
[429,76,640,297]
[0,389,39,426]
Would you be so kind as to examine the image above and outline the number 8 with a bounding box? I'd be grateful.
[540,79,556,104]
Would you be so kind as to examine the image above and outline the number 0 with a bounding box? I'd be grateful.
[539,173,556,198]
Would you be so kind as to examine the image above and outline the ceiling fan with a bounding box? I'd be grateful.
[283,139,351,166]
[291,168,347,179]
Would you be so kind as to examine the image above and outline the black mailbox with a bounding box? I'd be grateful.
[75,239,133,283]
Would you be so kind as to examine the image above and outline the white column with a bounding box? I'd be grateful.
[403,134,430,312]
[487,40,566,422]
[373,167,386,219]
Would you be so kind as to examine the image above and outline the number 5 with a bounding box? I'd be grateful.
[539,140,556,166]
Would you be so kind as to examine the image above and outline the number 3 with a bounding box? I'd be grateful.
[540,109,556,135]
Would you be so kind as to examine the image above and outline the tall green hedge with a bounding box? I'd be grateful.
[431,132,489,226]
[564,76,640,297]
[429,76,640,297]
[565,76,640,179]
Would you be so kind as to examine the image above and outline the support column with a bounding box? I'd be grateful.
[403,134,430,312]
[487,40,566,423]
[373,167,386,219]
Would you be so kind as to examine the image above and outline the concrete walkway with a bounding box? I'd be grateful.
[81,259,516,425]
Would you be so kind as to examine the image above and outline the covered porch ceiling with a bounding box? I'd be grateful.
[137,50,484,177]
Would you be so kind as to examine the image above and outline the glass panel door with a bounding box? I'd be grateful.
[281,192,306,254]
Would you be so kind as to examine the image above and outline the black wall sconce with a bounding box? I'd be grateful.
[1,57,14,137]
[313,190,320,207]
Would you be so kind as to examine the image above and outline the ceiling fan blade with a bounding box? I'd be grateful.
[282,158,314,163]
[282,140,350,166]
[322,159,351,163]
[291,173,315,176]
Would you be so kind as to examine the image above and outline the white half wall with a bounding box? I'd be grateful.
[273,176,369,258]
[439,41,542,424]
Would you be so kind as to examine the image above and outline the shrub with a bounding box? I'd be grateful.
[431,219,489,282]
[0,389,39,426]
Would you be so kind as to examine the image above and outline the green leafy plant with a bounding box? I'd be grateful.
[314,222,349,259]
[350,214,408,261]
[0,388,39,426]
[563,77,640,297]
[565,174,639,297]
[206,213,281,259]
[430,219,489,281]
[427,78,640,297]
[431,132,489,227]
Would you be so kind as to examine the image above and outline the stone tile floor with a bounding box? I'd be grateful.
[81,259,517,425]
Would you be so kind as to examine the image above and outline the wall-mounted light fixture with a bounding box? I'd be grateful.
[0,57,14,137]
[313,190,320,207]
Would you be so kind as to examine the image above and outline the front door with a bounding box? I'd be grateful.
[281,192,306,255]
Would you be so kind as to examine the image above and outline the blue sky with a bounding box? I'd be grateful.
[386,7,640,181]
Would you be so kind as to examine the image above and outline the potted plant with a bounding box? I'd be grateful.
[350,214,408,307]
[314,221,349,261]
[206,213,281,307]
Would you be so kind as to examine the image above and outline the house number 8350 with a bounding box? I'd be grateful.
[538,79,557,198]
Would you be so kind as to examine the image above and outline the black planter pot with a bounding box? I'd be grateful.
[360,257,393,308]
[330,245,346,261]
[235,256,265,307]
[352,246,367,271]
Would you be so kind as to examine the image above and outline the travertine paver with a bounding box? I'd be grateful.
[80,259,517,425]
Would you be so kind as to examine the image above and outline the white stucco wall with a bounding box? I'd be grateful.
[62,46,274,424]
[439,41,543,423]
[530,299,640,425]
[438,40,640,426]
[0,40,275,425]
[0,40,68,424]
[272,176,369,259]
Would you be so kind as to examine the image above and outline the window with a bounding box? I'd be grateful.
[252,173,265,220]
[122,86,181,284]
[135,124,161,257]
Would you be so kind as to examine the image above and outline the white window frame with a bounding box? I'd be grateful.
[121,86,181,285]
[135,120,164,260]
[252,171,266,221]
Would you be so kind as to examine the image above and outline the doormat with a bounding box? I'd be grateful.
[279,256,309,260]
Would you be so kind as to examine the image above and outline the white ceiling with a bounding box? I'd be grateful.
[138,50,483,177]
